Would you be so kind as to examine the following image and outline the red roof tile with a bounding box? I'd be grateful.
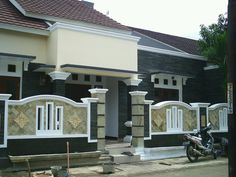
[0,0,48,30]
[130,27,201,55]
[12,0,129,31]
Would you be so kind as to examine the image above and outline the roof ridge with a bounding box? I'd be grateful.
[0,0,48,30]
[129,26,201,55]
[10,0,130,31]
[129,26,197,42]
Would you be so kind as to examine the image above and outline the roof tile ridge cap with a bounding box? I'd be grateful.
[71,0,129,30]
[88,8,129,30]
[130,26,198,42]
[9,0,27,15]
[12,0,129,31]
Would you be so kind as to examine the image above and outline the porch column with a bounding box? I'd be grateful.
[48,71,71,96]
[129,91,147,148]
[123,79,142,143]
[0,94,11,148]
[89,88,108,152]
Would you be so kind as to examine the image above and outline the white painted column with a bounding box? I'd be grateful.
[0,94,11,148]
[144,100,154,140]
[81,98,99,143]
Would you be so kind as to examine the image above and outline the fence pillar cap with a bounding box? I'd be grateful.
[89,88,108,94]
[129,91,147,96]
[81,98,98,104]
[48,71,71,80]
[144,100,154,105]
[190,103,210,107]
[0,94,12,100]
[123,79,142,86]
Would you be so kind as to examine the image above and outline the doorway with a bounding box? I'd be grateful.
[0,76,20,99]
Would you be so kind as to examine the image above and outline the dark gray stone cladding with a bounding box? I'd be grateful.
[145,134,184,147]
[118,81,128,138]
[90,102,97,140]
[138,50,207,103]
[52,80,66,96]
[145,132,228,147]
[22,71,52,98]
[0,101,5,144]
[118,81,139,138]
[144,104,150,138]
[204,68,226,103]
[7,138,96,156]
[0,148,10,169]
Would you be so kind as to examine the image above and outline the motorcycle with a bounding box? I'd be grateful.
[183,123,217,162]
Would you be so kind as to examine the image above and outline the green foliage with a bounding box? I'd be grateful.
[198,14,228,67]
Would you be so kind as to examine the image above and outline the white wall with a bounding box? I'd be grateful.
[57,28,138,72]
[0,29,48,63]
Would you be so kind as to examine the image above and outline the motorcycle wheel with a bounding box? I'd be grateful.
[186,144,199,162]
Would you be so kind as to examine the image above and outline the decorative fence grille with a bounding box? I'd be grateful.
[0,94,99,149]
[144,101,228,139]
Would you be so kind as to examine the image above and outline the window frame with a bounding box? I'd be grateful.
[36,102,63,135]
[166,106,183,132]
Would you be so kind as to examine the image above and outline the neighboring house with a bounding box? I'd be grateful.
[0,0,227,167]
[122,27,226,147]
[131,27,225,104]
[116,27,226,139]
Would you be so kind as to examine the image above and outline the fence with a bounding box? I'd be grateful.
[0,88,108,155]
[143,100,228,147]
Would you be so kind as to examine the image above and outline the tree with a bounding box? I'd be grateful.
[198,14,228,67]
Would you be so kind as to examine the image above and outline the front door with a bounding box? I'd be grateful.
[0,76,20,99]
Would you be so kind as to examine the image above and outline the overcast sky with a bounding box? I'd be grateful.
[88,0,228,40]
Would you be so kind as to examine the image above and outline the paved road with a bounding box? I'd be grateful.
[140,164,228,177]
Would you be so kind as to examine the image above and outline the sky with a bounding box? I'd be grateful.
[87,0,228,40]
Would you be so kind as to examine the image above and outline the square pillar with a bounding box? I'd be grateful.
[129,91,147,148]
[89,88,108,152]
[122,79,142,143]
[48,71,71,96]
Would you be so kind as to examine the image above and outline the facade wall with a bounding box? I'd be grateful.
[138,50,207,103]
[56,28,138,71]
[204,68,226,103]
[47,29,58,66]
[22,71,52,98]
[183,72,206,103]
[0,29,47,63]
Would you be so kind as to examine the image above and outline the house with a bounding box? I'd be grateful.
[116,27,226,141]
[0,0,227,168]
